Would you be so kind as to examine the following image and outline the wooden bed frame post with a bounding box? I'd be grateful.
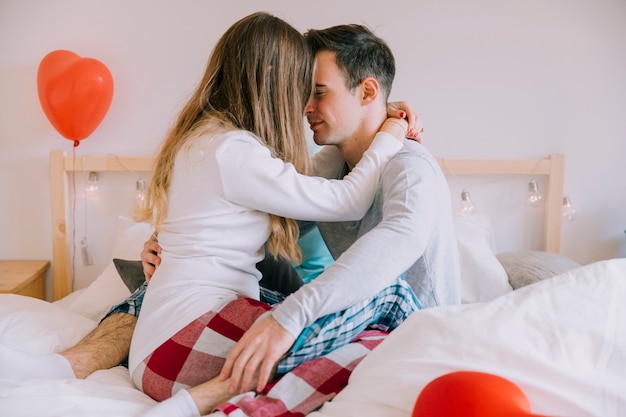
[544,154,565,253]
[50,150,71,300]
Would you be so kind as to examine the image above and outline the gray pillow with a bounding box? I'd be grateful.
[496,251,581,289]
[112,258,145,293]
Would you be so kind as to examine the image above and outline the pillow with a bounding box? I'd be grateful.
[454,213,512,303]
[64,217,153,321]
[0,294,97,354]
[496,250,581,289]
[113,258,145,293]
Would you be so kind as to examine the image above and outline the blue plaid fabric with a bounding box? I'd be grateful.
[259,284,287,306]
[102,281,148,321]
[276,277,420,375]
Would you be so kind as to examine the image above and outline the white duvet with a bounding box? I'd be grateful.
[1,258,625,417]
[311,258,626,417]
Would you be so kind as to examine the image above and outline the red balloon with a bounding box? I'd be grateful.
[412,371,552,417]
[37,50,114,146]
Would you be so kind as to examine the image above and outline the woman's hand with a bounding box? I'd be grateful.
[387,101,425,142]
[380,117,409,141]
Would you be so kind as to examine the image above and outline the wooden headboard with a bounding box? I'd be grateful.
[49,150,564,301]
[435,154,565,254]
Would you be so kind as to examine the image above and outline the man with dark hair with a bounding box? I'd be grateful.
[221,23,460,397]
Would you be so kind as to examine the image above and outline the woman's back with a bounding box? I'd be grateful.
[129,129,271,374]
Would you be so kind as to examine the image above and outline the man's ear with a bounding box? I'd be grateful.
[360,77,379,104]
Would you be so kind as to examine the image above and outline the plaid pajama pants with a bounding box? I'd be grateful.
[217,330,388,417]
[132,278,419,408]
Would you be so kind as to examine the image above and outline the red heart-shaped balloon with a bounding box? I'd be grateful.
[412,371,552,417]
[37,50,114,145]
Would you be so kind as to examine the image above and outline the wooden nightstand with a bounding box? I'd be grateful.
[0,260,49,300]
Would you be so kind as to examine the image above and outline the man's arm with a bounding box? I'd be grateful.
[222,151,442,393]
[273,151,438,336]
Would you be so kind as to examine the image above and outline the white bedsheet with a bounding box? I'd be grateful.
[0,367,154,417]
[1,259,625,417]
[0,294,155,416]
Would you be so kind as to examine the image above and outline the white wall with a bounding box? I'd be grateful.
[1,0,625,294]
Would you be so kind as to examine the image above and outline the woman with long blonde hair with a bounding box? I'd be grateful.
[129,12,408,417]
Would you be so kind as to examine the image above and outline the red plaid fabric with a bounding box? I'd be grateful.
[136,296,387,415]
[214,330,387,417]
[137,296,272,401]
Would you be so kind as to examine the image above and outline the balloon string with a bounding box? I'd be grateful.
[71,146,77,291]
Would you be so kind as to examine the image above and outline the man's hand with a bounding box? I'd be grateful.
[219,314,295,394]
[141,232,161,282]
[387,101,425,142]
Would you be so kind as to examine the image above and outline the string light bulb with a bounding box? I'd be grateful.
[86,171,99,195]
[135,178,147,210]
[527,179,543,208]
[562,196,576,221]
[459,190,476,216]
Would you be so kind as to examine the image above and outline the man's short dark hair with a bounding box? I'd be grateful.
[305,24,395,100]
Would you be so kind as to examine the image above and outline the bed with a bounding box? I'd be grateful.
[1,151,624,417]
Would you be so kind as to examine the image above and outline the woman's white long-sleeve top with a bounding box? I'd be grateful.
[128,128,401,374]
